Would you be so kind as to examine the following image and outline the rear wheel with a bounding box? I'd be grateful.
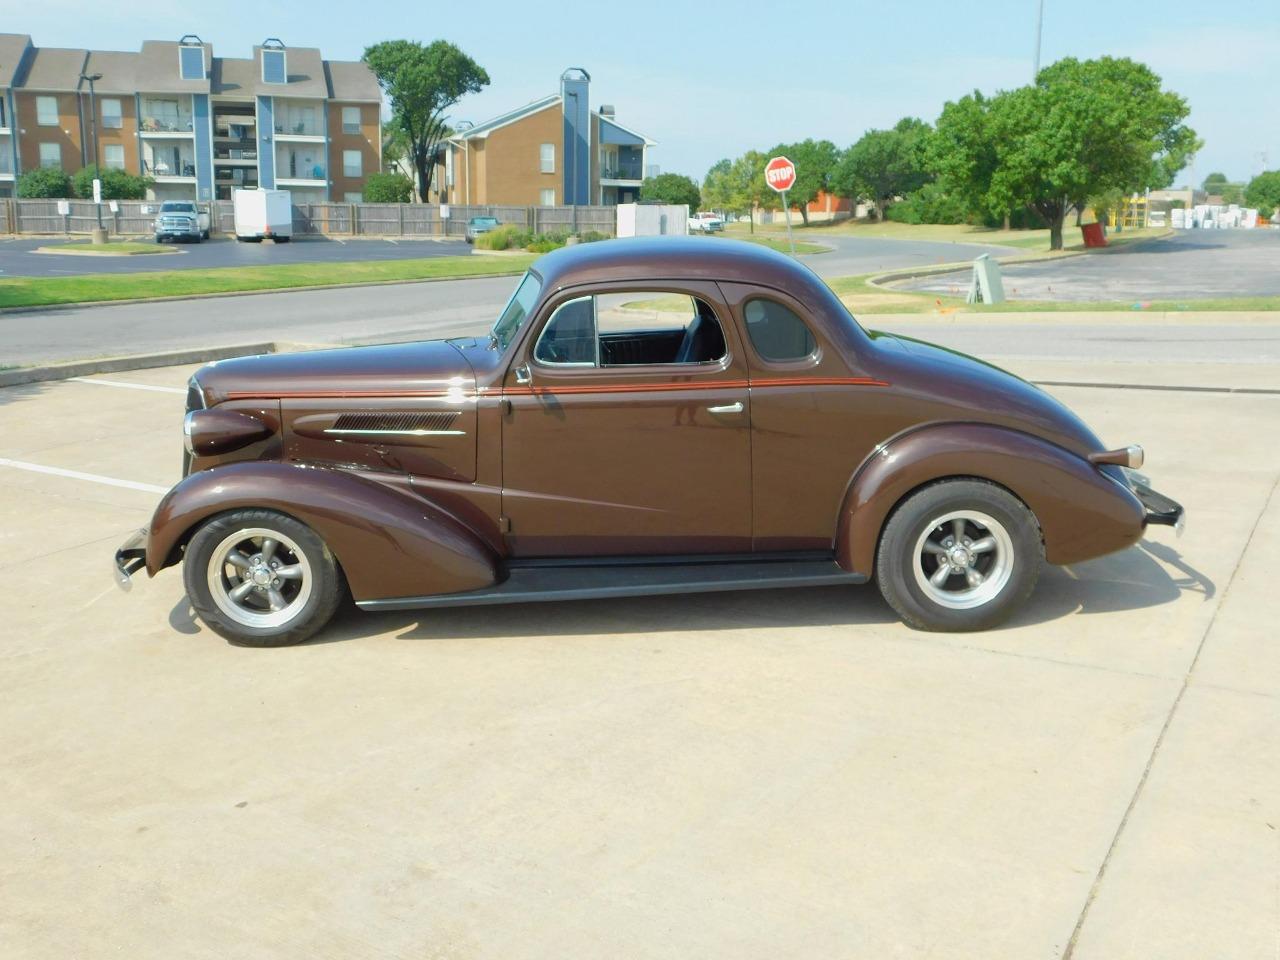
[183,509,345,646]
[875,479,1042,632]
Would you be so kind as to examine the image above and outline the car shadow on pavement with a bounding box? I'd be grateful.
[164,537,1212,646]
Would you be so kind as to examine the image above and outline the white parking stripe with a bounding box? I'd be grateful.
[0,458,168,494]
[68,377,186,394]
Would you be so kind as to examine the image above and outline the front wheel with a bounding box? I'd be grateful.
[875,479,1043,632]
[183,509,346,646]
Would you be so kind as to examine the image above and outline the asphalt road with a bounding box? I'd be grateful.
[0,235,473,277]
[4,275,1278,368]
[792,233,1010,279]
[899,229,1280,300]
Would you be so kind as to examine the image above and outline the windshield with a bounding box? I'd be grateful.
[490,272,542,349]
[160,202,195,213]
[472,217,498,226]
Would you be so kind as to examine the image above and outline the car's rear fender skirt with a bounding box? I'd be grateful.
[146,461,497,601]
[836,423,1146,574]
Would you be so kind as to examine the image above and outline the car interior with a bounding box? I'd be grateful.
[535,294,727,367]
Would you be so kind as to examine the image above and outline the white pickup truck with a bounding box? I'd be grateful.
[688,211,725,233]
[153,201,211,243]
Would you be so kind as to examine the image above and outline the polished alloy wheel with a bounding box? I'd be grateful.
[206,527,313,629]
[911,510,1014,610]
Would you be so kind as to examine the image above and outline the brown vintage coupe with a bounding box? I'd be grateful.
[115,237,1184,646]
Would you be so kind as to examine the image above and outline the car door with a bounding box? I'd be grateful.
[500,281,752,557]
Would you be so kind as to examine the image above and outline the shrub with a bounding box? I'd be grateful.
[71,165,151,200]
[475,224,529,250]
[578,230,609,243]
[363,172,413,203]
[17,167,74,198]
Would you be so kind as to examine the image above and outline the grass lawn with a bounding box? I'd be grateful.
[695,232,827,256]
[825,273,1280,315]
[0,255,535,310]
[36,240,173,255]
[724,219,1168,253]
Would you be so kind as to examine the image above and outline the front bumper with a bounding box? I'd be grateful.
[113,528,148,592]
[1133,479,1186,537]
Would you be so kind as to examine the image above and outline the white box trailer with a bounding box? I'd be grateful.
[232,188,293,242]
[616,203,689,237]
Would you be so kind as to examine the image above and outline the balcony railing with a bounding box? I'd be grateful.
[278,159,326,180]
[274,120,323,137]
[141,115,194,133]
[144,159,197,178]
[602,163,643,180]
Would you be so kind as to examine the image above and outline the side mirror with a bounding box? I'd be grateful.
[514,363,532,385]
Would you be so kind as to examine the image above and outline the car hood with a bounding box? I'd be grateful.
[195,340,475,405]
[866,330,1104,456]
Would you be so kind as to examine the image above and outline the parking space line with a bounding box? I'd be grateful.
[0,458,168,494]
[68,377,186,394]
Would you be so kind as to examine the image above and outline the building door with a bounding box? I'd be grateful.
[500,282,752,557]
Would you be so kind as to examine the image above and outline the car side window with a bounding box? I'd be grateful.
[534,292,727,367]
[742,298,816,362]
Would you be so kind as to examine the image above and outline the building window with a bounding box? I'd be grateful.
[100,98,123,129]
[179,44,205,80]
[539,188,556,206]
[343,149,362,178]
[103,144,125,170]
[539,143,555,174]
[39,142,61,168]
[37,96,59,126]
[262,49,287,85]
[342,106,360,135]
[0,98,6,127]
[344,192,362,202]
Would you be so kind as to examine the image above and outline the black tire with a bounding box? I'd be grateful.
[875,479,1043,632]
[201,229,209,240]
[183,509,346,647]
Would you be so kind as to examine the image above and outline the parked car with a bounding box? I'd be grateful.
[115,237,1183,646]
[153,201,210,243]
[689,211,725,233]
[465,216,501,243]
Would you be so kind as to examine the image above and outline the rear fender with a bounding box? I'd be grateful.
[836,423,1145,575]
[147,461,497,601]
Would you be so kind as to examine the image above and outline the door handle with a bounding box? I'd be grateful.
[706,402,744,415]
[514,363,532,385]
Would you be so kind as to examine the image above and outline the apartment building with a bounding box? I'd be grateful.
[0,33,381,201]
[442,68,654,207]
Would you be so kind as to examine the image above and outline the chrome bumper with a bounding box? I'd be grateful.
[113,528,148,592]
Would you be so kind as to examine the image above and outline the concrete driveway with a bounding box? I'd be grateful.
[898,230,1280,301]
[1,352,1276,959]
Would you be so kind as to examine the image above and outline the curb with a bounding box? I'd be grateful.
[0,267,528,316]
[0,342,282,388]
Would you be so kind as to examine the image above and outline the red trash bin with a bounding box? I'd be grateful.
[1080,222,1108,248]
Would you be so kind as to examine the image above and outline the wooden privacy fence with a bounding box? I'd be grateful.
[0,199,620,238]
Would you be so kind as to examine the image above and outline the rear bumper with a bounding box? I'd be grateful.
[113,528,148,592]
[1134,480,1185,536]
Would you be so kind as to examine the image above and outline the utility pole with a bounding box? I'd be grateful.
[1033,0,1045,81]
[80,71,105,242]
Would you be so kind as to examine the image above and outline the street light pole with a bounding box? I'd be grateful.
[1033,0,1045,81]
[80,71,105,239]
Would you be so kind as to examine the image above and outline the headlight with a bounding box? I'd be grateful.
[183,410,196,454]
[184,409,272,458]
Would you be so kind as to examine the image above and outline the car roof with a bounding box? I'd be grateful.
[532,236,822,296]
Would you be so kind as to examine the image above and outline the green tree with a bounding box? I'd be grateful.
[1202,171,1228,193]
[71,165,151,200]
[930,91,1003,223]
[640,172,701,211]
[700,158,733,212]
[16,167,74,198]
[721,150,771,232]
[362,171,414,203]
[951,57,1197,249]
[1245,170,1280,219]
[833,118,933,221]
[1219,182,1245,205]
[381,119,410,173]
[363,39,489,202]
[768,138,839,225]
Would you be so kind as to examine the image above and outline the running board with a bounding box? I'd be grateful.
[356,558,866,612]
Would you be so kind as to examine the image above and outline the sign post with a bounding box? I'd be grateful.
[764,155,798,255]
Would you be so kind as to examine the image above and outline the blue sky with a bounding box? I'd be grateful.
[10,0,1275,186]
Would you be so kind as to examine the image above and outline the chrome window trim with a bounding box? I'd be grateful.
[323,428,466,437]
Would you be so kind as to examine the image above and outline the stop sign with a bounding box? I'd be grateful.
[765,155,797,193]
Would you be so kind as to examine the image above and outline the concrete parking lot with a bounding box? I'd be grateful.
[2,348,1277,959]
[899,229,1280,301]
[0,235,473,277]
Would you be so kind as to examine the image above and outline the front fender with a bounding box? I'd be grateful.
[836,423,1145,575]
[147,462,497,601]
